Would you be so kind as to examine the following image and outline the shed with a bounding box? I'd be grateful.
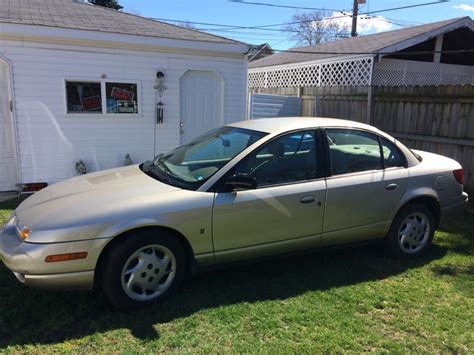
[0,0,249,192]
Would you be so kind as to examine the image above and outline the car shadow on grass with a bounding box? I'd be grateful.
[0,240,450,348]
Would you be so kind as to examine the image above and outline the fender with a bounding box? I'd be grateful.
[385,186,440,235]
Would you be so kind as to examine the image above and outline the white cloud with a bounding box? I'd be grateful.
[326,11,393,34]
[358,15,393,33]
[453,4,474,11]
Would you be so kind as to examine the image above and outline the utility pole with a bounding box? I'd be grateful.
[351,0,359,37]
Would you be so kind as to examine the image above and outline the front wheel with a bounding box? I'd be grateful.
[386,203,435,258]
[100,231,187,310]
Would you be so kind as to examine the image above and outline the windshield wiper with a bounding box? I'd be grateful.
[141,159,175,186]
[151,159,181,187]
[155,159,173,176]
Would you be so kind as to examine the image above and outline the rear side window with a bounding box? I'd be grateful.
[326,129,382,175]
[381,138,405,168]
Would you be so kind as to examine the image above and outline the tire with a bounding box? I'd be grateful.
[100,230,187,310]
[385,203,435,259]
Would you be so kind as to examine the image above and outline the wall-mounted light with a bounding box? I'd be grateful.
[154,71,166,97]
[154,71,166,124]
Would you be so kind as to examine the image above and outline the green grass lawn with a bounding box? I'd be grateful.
[0,197,473,353]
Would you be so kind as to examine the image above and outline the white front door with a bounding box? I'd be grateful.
[0,60,18,191]
[179,70,223,144]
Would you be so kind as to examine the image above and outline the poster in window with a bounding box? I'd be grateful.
[117,100,136,114]
[81,96,102,111]
[111,87,135,101]
[107,98,118,113]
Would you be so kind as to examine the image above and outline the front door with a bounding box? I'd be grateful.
[212,130,326,263]
[0,60,18,191]
[179,70,223,144]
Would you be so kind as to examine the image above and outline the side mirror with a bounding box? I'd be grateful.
[224,174,257,191]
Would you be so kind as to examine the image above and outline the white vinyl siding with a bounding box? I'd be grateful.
[0,41,247,185]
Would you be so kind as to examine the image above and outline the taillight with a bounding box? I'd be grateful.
[453,169,464,185]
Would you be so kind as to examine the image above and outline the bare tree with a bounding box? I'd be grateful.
[180,21,197,30]
[283,11,350,46]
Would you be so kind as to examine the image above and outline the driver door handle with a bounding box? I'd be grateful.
[385,183,399,191]
[299,195,316,204]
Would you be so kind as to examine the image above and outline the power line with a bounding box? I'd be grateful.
[247,1,449,29]
[227,0,344,12]
[230,0,449,19]
[150,17,289,32]
[196,29,287,38]
[152,1,448,32]
[270,48,473,56]
[384,17,423,26]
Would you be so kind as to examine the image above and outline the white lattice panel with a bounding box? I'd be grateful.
[373,58,474,86]
[248,57,373,88]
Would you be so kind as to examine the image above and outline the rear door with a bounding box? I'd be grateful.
[322,128,409,246]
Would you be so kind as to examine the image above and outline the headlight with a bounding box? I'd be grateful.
[11,215,31,240]
[17,225,31,240]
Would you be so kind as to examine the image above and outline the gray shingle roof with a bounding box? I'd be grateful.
[0,0,241,44]
[250,17,473,68]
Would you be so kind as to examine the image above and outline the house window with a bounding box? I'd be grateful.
[66,81,102,113]
[105,82,138,114]
[65,80,140,116]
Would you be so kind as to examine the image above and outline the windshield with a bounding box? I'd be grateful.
[142,126,267,190]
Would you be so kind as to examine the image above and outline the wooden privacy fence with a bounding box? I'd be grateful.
[251,85,474,192]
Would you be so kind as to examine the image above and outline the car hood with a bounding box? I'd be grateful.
[16,165,180,234]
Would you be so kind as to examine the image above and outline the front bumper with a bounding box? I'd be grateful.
[0,215,109,290]
[440,192,469,224]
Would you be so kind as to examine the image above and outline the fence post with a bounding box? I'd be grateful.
[298,87,303,116]
[248,91,253,119]
[314,95,321,117]
[367,86,373,124]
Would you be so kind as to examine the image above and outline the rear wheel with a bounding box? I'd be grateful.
[386,203,435,258]
[100,230,186,310]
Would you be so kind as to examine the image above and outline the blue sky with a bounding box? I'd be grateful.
[119,0,474,49]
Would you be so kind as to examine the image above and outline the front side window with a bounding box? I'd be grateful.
[233,130,319,187]
[327,129,382,175]
[142,127,267,190]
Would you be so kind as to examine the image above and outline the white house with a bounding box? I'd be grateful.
[0,0,249,192]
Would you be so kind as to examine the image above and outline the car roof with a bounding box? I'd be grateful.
[227,117,382,135]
